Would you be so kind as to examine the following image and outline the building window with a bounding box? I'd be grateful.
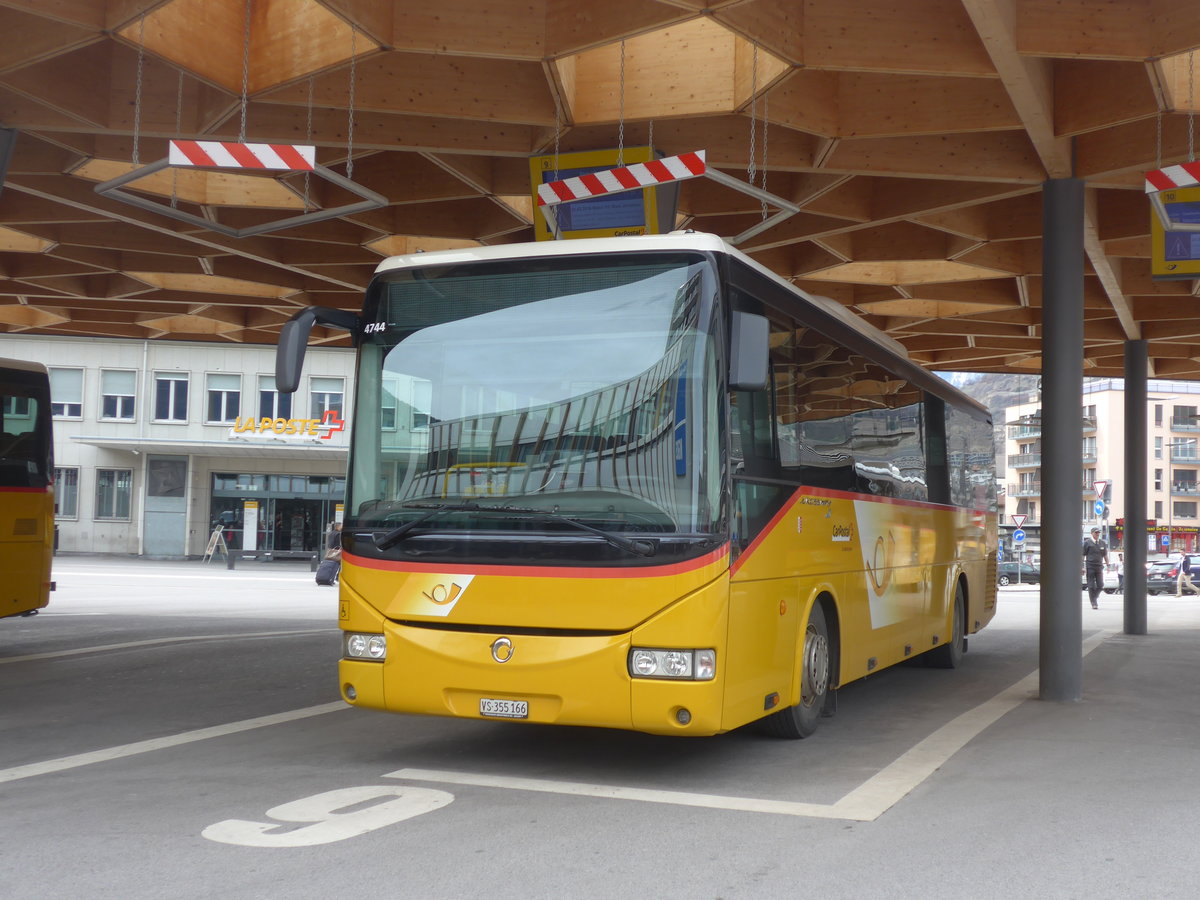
[155,372,189,422]
[1175,501,1197,520]
[95,468,133,519]
[1155,404,1164,427]
[1155,469,1163,491]
[2,395,30,417]
[310,377,344,420]
[206,373,241,424]
[1173,405,1198,429]
[100,369,137,420]
[1155,501,1163,519]
[258,375,292,420]
[49,368,83,418]
[1155,437,1163,460]
[54,467,79,518]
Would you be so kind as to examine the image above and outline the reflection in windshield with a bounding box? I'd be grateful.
[348,255,720,539]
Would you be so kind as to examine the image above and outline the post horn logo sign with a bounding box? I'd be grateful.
[864,533,896,596]
[419,575,474,617]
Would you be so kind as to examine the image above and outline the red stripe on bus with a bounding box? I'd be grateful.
[345,543,730,579]
[0,485,50,493]
[729,485,993,576]
[730,487,805,576]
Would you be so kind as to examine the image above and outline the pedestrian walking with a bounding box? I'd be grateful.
[1083,526,1107,609]
[1176,551,1198,597]
[1116,552,1124,594]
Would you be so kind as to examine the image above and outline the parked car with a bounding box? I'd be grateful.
[998,562,1040,586]
[1080,562,1120,593]
[1146,555,1200,595]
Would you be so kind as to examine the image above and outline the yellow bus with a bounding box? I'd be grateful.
[277,233,997,738]
[0,358,54,620]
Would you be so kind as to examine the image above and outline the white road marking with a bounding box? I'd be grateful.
[203,785,455,847]
[0,629,332,665]
[391,629,1118,822]
[57,570,314,582]
[0,702,347,785]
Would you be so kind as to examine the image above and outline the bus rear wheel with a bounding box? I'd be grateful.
[927,584,965,669]
[765,602,831,739]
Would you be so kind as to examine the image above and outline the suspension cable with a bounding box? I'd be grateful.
[239,0,251,144]
[132,16,145,165]
[346,25,357,180]
[617,40,626,167]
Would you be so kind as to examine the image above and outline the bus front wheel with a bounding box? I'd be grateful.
[927,583,965,669]
[765,602,831,739]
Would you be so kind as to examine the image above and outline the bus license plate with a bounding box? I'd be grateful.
[480,698,528,719]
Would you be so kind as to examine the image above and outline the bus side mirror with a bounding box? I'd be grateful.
[276,307,362,393]
[729,311,769,391]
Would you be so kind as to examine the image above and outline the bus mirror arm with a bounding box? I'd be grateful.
[729,311,770,391]
[276,306,362,393]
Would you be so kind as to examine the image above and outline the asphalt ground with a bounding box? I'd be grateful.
[2,558,1198,899]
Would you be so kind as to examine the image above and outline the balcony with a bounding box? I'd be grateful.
[1171,481,1200,496]
[1171,417,1200,432]
[1008,482,1041,498]
[1007,452,1042,468]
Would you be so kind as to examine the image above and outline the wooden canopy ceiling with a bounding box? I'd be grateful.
[1,0,1199,377]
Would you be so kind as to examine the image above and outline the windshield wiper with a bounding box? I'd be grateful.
[372,501,656,557]
[495,505,657,557]
[373,502,485,550]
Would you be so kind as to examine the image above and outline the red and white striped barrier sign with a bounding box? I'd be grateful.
[168,140,316,171]
[537,150,706,206]
[1145,162,1200,193]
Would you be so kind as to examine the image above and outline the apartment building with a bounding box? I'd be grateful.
[1002,378,1200,560]
[0,334,353,558]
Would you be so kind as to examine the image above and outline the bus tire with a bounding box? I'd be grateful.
[927,583,965,669]
[764,602,831,739]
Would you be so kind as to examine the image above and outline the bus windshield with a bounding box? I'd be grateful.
[347,252,722,550]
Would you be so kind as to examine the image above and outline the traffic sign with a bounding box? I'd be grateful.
[1011,514,1027,528]
[1162,534,1170,548]
[1094,499,1106,517]
[1012,528,1026,544]
[1094,480,1108,499]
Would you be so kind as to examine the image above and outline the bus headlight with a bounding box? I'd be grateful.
[628,648,715,680]
[344,632,387,661]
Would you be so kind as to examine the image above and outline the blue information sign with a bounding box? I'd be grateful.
[1012,528,1026,544]
[1163,534,1170,548]
[1094,499,1106,517]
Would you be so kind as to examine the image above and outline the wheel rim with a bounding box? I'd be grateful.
[999,576,1009,586]
[800,622,830,709]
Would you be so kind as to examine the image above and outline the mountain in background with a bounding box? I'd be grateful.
[948,372,1042,469]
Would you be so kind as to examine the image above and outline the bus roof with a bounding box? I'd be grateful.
[372,233,987,420]
[374,233,909,356]
[0,357,49,376]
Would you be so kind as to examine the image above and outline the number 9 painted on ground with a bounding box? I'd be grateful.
[202,785,454,847]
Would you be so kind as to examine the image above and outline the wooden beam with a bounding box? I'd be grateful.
[1014,0,1153,61]
[804,0,995,77]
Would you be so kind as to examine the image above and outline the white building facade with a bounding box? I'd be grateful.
[0,334,352,558]
[1002,378,1200,559]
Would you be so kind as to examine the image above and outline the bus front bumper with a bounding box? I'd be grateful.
[339,623,727,736]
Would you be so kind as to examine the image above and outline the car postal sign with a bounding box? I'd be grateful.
[228,410,346,441]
